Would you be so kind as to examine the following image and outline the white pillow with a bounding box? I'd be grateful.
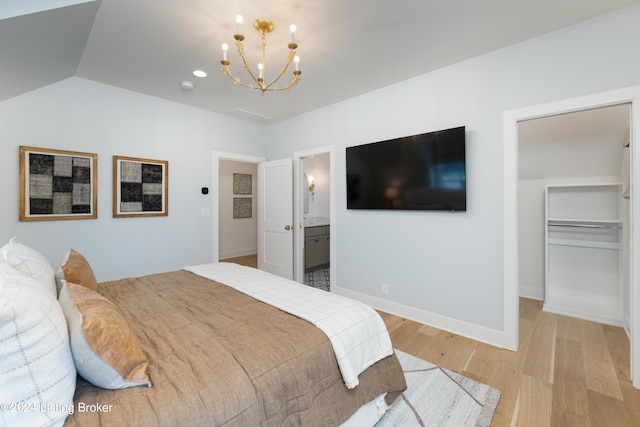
[0,263,76,427]
[0,236,56,297]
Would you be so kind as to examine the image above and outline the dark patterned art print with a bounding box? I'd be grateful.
[113,156,168,217]
[19,146,97,221]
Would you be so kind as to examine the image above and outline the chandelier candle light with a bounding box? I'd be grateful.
[221,15,301,94]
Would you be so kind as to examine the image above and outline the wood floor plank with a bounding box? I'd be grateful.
[587,390,632,426]
[388,318,432,356]
[220,254,258,268]
[581,321,614,361]
[515,305,537,372]
[376,310,404,335]
[552,338,589,420]
[416,322,442,338]
[620,381,640,427]
[523,310,557,384]
[519,298,541,323]
[416,329,477,372]
[461,339,521,423]
[550,406,591,427]
[463,342,503,383]
[490,368,521,424]
[514,374,553,426]
[487,411,511,427]
[602,324,631,381]
[584,356,624,400]
[581,322,624,400]
[556,313,583,343]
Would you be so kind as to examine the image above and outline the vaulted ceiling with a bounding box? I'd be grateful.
[2,0,639,124]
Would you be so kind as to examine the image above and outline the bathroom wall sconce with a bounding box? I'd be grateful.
[308,176,315,201]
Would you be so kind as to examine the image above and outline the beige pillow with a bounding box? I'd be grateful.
[58,281,151,389]
[59,248,98,291]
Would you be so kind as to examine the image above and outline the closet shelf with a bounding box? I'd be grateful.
[547,219,622,229]
[544,183,624,326]
[547,238,619,250]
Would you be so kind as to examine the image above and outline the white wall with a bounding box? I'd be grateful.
[265,5,640,341]
[218,160,258,259]
[303,154,330,221]
[0,77,266,281]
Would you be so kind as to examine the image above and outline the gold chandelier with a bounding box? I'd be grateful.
[220,15,301,94]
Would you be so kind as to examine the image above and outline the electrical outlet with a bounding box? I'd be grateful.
[381,283,389,295]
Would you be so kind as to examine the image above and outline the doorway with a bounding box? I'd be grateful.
[518,105,630,328]
[503,85,640,387]
[211,151,266,264]
[293,146,336,290]
[218,159,259,260]
[301,153,331,290]
[213,148,335,286]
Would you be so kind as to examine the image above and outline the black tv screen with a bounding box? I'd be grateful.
[346,126,466,211]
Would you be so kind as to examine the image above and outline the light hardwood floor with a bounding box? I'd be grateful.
[380,299,640,426]
[221,254,258,268]
[223,255,640,426]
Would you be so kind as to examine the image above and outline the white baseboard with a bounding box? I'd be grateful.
[625,313,631,340]
[544,288,623,327]
[333,287,509,350]
[219,249,257,260]
[520,285,544,301]
[543,301,624,328]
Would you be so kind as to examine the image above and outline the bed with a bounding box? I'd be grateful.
[0,239,406,427]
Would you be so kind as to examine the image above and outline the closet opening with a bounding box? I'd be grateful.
[518,103,631,331]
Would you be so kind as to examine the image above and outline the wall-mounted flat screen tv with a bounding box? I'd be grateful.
[346,126,466,211]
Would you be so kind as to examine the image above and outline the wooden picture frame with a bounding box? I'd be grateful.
[113,156,168,218]
[19,146,98,221]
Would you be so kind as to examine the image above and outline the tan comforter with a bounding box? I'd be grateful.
[64,270,406,426]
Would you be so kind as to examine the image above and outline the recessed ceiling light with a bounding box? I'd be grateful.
[193,69,207,78]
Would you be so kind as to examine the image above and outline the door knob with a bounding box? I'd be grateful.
[285,225,292,230]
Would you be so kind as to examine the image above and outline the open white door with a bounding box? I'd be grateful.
[258,158,294,279]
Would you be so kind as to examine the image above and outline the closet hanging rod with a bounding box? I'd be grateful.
[548,222,621,230]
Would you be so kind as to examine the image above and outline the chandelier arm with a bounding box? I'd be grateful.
[262,50,295,91]
[263,74,301,92]
[221,62,260,90]
[235,40,263,88]
[222,59,301,92]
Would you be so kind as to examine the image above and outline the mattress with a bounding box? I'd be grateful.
[63,269,406,426]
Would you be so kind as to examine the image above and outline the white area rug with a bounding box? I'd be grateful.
[377,350,501,427]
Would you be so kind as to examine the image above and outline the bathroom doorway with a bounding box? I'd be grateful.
[293,146,335,291]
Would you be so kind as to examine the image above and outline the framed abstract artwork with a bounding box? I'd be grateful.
[233,197,252,218]
[233,173,252,195]
[19,146,98,221]
[113,156,168,218]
